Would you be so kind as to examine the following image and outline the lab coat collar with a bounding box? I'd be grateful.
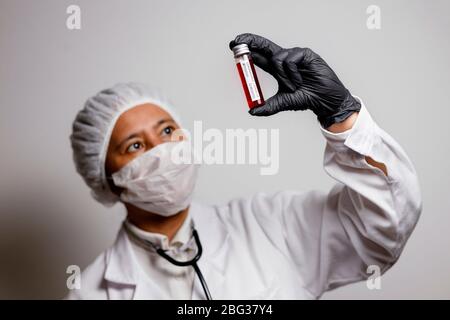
[103,201,230,299]
[123,212,193,250]
[104,226,139,286]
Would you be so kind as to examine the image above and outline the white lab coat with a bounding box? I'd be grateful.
[66,100,422,299]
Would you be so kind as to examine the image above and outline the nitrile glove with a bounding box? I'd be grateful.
[229,33,361,128]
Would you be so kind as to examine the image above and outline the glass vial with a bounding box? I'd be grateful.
[232,44,265,109]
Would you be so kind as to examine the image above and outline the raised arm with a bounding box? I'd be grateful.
[230,33,422,297]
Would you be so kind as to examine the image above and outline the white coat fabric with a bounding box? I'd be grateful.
[66,100,422,300]
[123,216,196,299]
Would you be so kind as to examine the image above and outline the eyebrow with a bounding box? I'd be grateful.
[116,132,142,151]
[153,118,175,129]
[115,118,175,150]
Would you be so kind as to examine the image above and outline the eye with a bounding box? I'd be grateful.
[161,125,174,136]
[126,142,143,153]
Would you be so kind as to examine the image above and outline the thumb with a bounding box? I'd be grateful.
[249,91,309,116]
[248,94,286,117]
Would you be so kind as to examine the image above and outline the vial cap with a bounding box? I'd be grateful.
[232,44,250,58]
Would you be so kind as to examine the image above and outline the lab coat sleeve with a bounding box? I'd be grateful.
[249,98,422,297]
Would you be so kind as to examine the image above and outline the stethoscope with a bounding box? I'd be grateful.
[124,223,213,300]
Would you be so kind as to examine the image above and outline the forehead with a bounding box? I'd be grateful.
[110,103,174,138]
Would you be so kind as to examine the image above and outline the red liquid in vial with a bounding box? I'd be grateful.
[236,56,265,109]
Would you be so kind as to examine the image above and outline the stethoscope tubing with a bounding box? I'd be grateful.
[155,229,212,300]
[125,223,212,300]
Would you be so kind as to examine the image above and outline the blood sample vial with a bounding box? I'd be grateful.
[232,44,265,109]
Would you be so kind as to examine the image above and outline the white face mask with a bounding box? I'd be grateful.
[111,141,199,216]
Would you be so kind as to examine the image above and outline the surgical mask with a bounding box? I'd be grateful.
[111,141,199,216]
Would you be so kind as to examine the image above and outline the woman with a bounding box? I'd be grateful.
[67,34,421,299]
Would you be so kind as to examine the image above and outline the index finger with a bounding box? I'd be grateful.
[229,33,282,58]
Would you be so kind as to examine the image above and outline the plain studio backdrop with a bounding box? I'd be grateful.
[1,0,449,299]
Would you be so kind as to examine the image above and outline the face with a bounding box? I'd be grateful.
[105,103,182,194]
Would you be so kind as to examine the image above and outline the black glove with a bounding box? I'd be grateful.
[229,33,361,128]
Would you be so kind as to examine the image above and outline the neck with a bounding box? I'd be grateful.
[125,205,189,241]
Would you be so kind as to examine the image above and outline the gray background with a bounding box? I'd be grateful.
[0,0,449,299]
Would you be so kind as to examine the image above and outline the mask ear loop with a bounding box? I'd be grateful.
[105,174,123,198]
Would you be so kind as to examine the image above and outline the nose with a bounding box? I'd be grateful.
[144,130,165,151]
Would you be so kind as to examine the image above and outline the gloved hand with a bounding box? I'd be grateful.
[229,33,361,128]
